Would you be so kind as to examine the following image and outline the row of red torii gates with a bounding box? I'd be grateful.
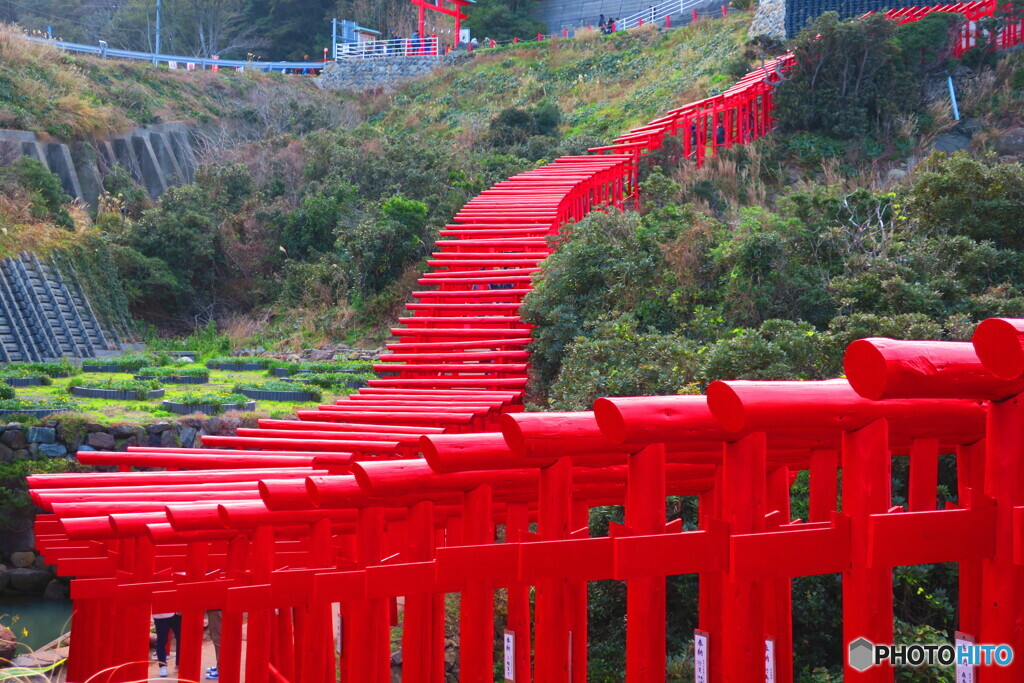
[27,3,1024,682]
[32,327,1024,683]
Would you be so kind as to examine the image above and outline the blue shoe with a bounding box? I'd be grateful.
[206,670,219,680]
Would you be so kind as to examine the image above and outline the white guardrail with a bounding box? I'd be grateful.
[333,36,440,59]
[25,36,327,72]
[617,0,727,31]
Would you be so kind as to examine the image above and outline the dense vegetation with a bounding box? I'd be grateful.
[0,16,752,344]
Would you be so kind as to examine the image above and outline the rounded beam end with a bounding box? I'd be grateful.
[843,338,890,400]
[705,381,746,433]
[973,317,1024,381]
[499,413,527,458]
[592,397,627,444]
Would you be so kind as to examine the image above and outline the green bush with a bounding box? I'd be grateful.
[774,12,920,138]
[489,107,538,148]
[124,184,222,311]
[335,195,430,294]
[0,383,14,400]
[907,152,1024,251]
[0,157,74,228]
[548,315,701,410]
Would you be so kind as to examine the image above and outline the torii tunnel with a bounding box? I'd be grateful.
[30,323,1024,682]
[26,4,1024,681]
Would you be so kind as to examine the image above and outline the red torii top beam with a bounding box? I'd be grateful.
[411,0,472,41]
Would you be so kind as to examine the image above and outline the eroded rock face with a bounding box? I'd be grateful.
[996,127,1024,157]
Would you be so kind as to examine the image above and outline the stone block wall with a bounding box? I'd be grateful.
[317,53,473,92]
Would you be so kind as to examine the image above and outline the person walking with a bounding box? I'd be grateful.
[205,609,222,679]
[153,612,182,678]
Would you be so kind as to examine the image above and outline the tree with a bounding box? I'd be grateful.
[773,12,920,138]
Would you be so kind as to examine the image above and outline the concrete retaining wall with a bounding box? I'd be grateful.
[0,121,197,209]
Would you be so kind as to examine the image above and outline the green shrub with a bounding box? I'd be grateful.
[548,315,701,410]
[0,383,14,400]
[489,107,538,148]
[907,151,1024,251]
[0,157,74,228]
[774,12,920,138]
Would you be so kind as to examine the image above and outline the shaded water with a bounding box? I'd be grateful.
[0,596,72,651]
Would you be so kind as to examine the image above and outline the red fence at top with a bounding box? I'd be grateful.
[881,0,1024,58]
[25,5,1024,683]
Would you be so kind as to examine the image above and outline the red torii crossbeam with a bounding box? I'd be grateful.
[411,0,472,40]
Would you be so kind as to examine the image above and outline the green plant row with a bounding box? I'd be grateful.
[82,353,172,371]
[1,360,77,377]
[175,390,253,406]
[0,369,53,384]
[68,378,162,395]
[136,366,210,378]
[267,360,375,375]
[0,397,77,411]
[291,372,372,390]
[233,381,323,402]
[207,356,269,366]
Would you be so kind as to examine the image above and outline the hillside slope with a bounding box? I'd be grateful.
[0,26,346,141]
[365,16,754,144]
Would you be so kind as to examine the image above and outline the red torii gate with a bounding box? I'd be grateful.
[411,0,473,41]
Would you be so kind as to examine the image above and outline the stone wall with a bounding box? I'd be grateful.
[0,416,249,463]
[0,416,248,599]
[316,54,473,92]
[750,0,786,38]
[0,121,197,210]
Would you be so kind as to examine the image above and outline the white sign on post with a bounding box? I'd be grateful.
[765,637,776,683]
[503,630,515,681]
[694,630,710,683]
[955,632,975,683]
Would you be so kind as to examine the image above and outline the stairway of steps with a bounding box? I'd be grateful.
[0,252,119,362]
